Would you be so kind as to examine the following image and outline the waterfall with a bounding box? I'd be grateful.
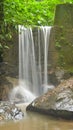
[9,26,52,103]
[19,26,40,95]
[41,26,51,85]
[19,25,52,94]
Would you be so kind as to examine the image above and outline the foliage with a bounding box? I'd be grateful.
[4,0,73,27]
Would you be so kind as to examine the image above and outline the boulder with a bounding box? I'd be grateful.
[26,77,73,120]
[0,101,24,121]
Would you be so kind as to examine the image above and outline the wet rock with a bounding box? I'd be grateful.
[26,77,73,120]
[0,101,24,121]
[48,68,72,86]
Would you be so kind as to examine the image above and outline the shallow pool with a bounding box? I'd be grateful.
[0,104,73,130]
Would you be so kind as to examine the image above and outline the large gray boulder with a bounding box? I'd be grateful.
[26,77,73,119]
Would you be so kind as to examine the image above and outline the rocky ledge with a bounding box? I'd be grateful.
[0,101,24,121]
[26,77,73,120]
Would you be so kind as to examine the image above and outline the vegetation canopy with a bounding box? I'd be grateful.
[4,0,73,27]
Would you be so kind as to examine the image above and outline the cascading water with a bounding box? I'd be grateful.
[41,26,51,85]
[19,26,39,96]
[9,26,53,103]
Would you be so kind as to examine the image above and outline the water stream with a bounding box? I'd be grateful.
[0,104,73,130]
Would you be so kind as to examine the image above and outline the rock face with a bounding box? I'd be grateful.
[0,30,19,101]
[0,101,24,121]
[0,62,19,100]
[54,4,73,72]
[0,76,13,101]
[26,77,73,120]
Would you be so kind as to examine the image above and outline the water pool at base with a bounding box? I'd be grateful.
[0,104,73,130]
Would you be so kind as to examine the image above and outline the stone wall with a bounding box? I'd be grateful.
[54,4,73,73]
